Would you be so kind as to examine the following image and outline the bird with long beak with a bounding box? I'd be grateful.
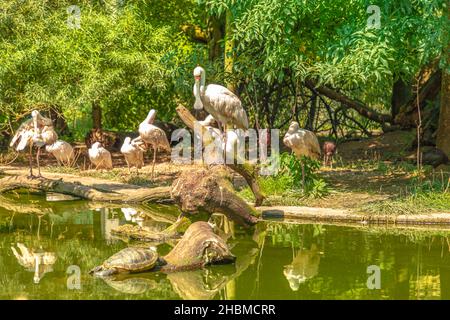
[10,110,57,178]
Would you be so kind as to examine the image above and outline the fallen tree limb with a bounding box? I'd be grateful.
[176,105,265,206]
[305,80,393,124]
[0,175,171,203]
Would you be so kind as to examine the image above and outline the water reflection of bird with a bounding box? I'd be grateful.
[121,208,138,222]
[88,142,113,170]
[283,244,321,291]
[11,243,57,284]
[134,109,171,178]
[10,110,57,177]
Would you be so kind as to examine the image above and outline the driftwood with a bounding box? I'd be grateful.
[171,167,259,227]
[0,175,171,203]
[176,105,265,206]
[161,221,235,272]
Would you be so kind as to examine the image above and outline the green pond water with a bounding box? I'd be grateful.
[1,191,450,300]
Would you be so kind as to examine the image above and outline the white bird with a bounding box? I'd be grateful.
[187,114,241,165]
[120,137,144,174]
[193,66,249,131]
[135,109,171,178]
[283,121,321,188]
[10,110,57,177]
[283,121,321,160]
[45,140,74,167]
[88,142,113,170]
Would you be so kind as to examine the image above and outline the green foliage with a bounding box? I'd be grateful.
[279,153,329,197]
[0,0,202,135]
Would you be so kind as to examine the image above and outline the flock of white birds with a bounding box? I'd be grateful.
[10,66,327,179]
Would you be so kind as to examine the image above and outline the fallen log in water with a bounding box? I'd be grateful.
[171,167,259,227]
[161,221,236,272]
[0,175,171,203]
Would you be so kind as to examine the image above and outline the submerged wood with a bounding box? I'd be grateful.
[171,167,259,227]
[176,105,265,206]
[111,216,190,242]
[0,175,171,203]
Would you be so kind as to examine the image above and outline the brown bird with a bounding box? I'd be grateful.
[322,141,337,168]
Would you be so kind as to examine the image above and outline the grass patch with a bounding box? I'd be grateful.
[359,176,450,215]
[239,153,329,205]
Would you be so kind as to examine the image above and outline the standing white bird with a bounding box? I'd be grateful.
[135,109,171,178]
[10,110,57,177]
[283,122,321,160]
[283,121,321,189]
[88,142,113,170]
[45,140,74,167]
[120,137,144,174]
[193,66,249,131]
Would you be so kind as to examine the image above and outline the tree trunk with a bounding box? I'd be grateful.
[92,100,102,130]
[305,93,317,131]
[208,16,223,61]
[224,10,235,92]
[391,77,412,119]
[436,69,450,155]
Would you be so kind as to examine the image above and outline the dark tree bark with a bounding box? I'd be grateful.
[305,93,317,131]
[436,69,450,155]
[391,77,412,119]
[92,100,102,130]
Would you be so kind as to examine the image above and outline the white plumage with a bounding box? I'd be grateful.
[88,142,113,170]
[283,122,321,160]
[136,109,171,177]
[120,137,144,173]
[193,66,249,130]
[45,140,74,166]
[198,114,241,165]
[10,110,57,177]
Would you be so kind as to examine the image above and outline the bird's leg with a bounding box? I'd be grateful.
[222,123,228,165]
[36,147,42,177]
[151,146,157,179]
[28,144,34,179]
[301,160,305,192]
